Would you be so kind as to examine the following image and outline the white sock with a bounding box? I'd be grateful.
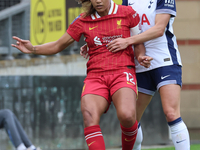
[133,123,143,150]
[17,143,26,150]
[168,117,190,150]
[28,145,36,150]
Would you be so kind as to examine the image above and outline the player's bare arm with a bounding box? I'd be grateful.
[80,42,152,68]
[12,32,75,55]
[107,14,171,51]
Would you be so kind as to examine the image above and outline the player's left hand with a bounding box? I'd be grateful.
[107,38,128,52]
[137,56,153,68]
[80,44,89,59]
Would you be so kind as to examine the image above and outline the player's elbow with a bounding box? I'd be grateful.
[156,27,165,37]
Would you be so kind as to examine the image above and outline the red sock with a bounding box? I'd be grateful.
[121,121,138,150]
[84,125,105,150]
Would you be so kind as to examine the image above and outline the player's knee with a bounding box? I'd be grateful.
[164,110,177,122]
[82,109,96,127]
[118,111,136,126]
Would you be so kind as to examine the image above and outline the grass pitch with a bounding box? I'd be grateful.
[142,144,200,150]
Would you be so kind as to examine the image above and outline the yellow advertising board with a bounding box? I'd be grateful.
[30,0,66,45]
[113,0,122,5]
[68,7,82,27]
[30,0,122,45]
[67,0,122,27]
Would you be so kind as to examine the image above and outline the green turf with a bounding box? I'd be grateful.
[142,144,200,150]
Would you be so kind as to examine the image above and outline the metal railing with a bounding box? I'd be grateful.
[0,0,84,60]
[0,0,21,11]
[0,0,30,60]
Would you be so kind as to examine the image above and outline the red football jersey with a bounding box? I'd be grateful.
[67,1,140,77]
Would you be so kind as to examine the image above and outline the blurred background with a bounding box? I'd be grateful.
[0,0,199,149]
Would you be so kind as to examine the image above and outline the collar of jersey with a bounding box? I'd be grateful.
[91,0,118,20]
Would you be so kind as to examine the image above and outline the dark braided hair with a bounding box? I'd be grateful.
[76,0,96,17]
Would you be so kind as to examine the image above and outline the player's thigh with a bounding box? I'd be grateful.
[159,84,181,121]
[112,87,137,120]
[136,92,152,122]
[110,71,137,115]
[81,94,109,125]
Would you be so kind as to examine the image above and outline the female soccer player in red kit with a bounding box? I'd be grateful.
[12,0,152,149]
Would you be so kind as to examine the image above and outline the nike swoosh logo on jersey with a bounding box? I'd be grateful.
[129,3,134,5]
[161,75,170,80]
[89,26,98,30]
[176,139,186,143]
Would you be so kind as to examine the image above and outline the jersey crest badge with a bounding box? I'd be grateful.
[148,0,154,8]
[117,20,122,29]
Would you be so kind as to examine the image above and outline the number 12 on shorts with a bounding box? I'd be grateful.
[124,72,135,85]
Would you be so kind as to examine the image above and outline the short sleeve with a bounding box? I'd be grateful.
[67,15,83,42]
[156,0,176,17]
[127,6,140,28]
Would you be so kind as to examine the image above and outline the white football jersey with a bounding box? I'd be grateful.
[122,0,182,73]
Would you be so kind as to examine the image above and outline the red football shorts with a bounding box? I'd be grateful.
[81,71,138,109]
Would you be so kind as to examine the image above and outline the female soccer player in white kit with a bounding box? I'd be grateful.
[107,0,190,150]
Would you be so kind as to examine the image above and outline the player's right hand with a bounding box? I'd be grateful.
[107,38,128,52]
[138,55,153,68]
[11,36,34,54]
